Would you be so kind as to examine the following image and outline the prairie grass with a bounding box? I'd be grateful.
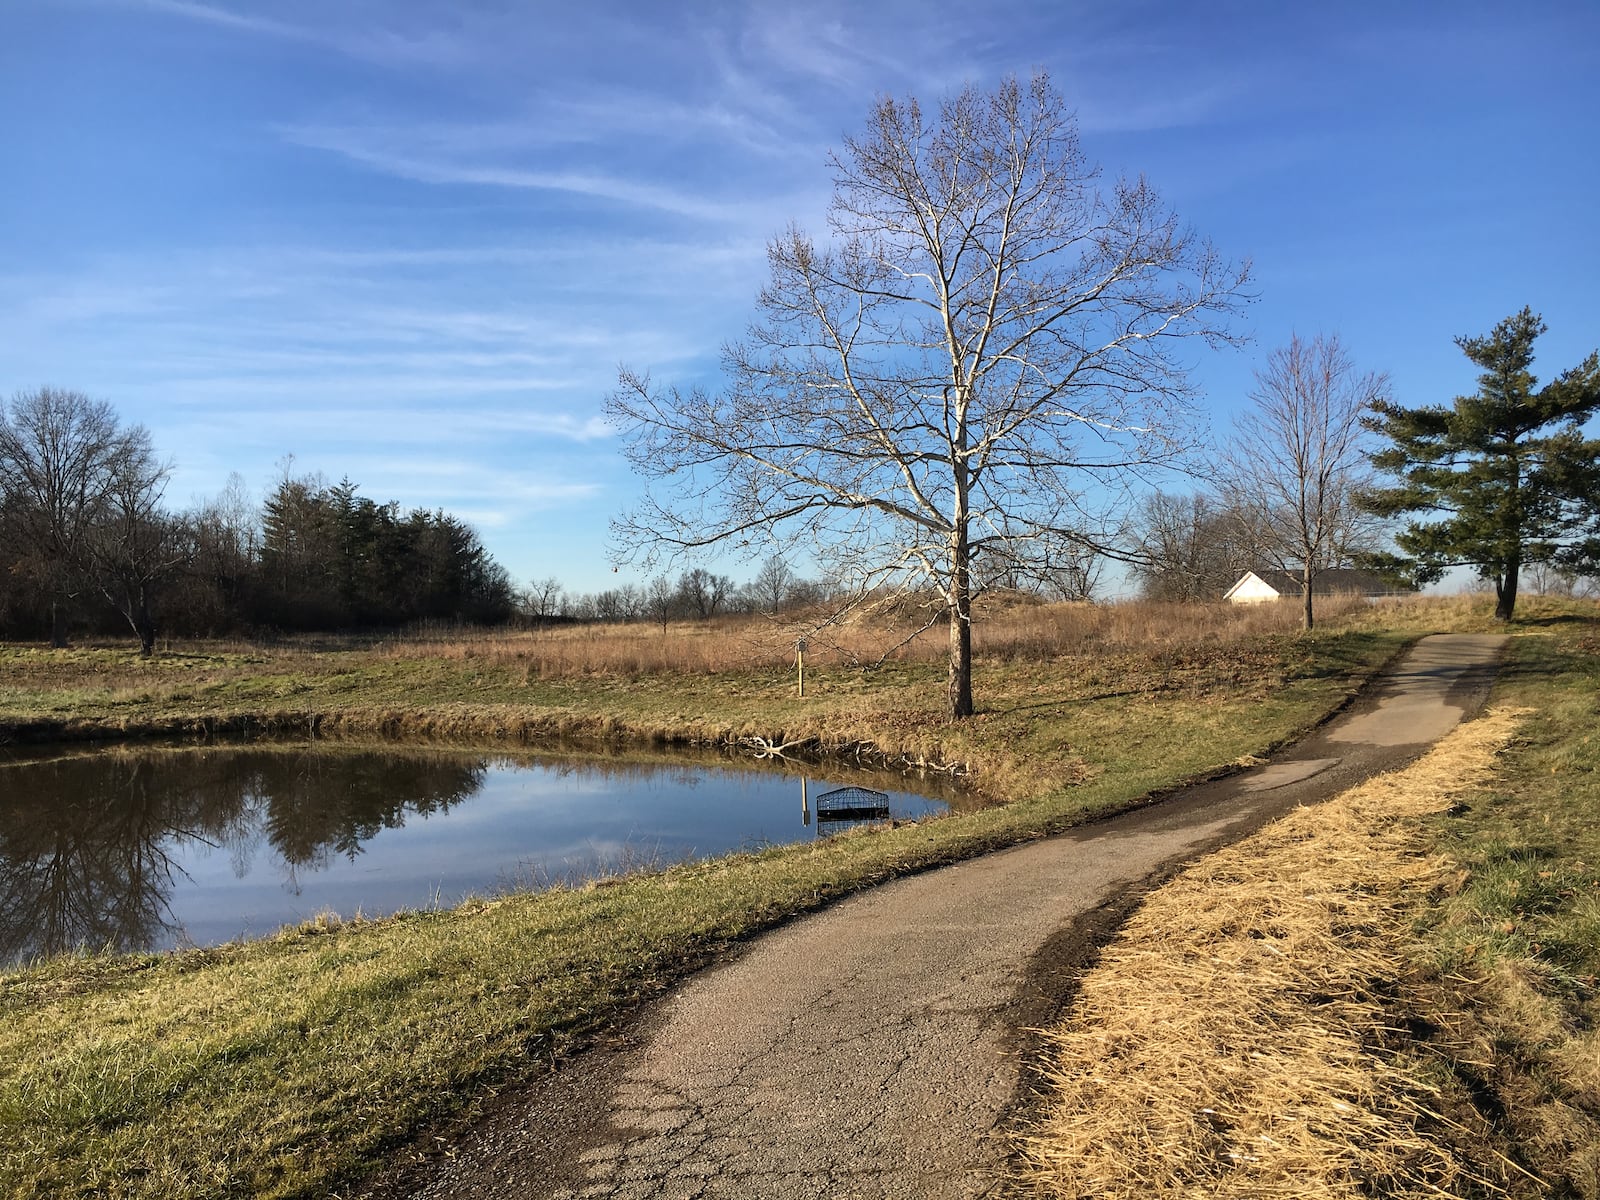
[375,593,1381,679]
[0,596,1419,803]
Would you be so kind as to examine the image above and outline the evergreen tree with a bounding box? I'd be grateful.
[259,472,338,627]
[1361,308,1600,620]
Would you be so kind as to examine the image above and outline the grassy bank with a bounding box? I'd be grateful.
[1408,615,1600,1193]
[0,596,1419,802]
[1019,606,1600,1198]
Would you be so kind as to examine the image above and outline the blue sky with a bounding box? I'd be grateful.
[3,1,1596,596]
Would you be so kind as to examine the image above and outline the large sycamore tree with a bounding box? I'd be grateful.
[608,74,1249,717]
[1362,308,1600,621]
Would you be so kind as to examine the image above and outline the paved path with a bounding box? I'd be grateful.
[359,634,1506,1200]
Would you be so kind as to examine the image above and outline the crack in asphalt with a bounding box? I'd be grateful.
[355,634,1506,1200]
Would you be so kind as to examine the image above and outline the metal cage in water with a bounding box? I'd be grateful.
[813,785,891,823]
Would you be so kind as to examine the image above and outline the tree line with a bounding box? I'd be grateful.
[524,546,1101,631]
[0,387,516,652]
[523,558,836,629]
[0,386,848,650]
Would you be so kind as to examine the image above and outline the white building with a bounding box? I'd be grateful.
[1224,568,1395,604]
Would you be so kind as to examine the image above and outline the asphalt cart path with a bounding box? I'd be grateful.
[359,633,1506,1200]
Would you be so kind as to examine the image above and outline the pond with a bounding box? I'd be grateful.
[0,742,960,966]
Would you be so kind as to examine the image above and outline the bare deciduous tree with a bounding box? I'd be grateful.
[1131,491,1263,602]
[676,567,734,619]
[1222,334,1388,629]
[0,387,177,651]
[522,575,565,626]
[1524,562,1599,600]
[83,444,187,655]
[746,554,795,614]
[644,574,676,632]
[186,473,259,627]
[1033,542,1105,603]
[609,74,1249,717]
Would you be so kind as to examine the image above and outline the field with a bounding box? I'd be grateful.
[0,593,1586,1199]
[0,593,1414,802]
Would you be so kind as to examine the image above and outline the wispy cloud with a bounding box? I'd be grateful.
[732,2,980,96]
[541,92,810,160]
[278,123,750,223]
[121,0,303,40]
[169,393,616,441]
[111,0,474,69]
[0,277,180,325]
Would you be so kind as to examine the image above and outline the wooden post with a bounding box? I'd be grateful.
[796,637,807,698]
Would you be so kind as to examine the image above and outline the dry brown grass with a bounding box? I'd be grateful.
[376,594,1380,680]
[1018,706,1536,1200]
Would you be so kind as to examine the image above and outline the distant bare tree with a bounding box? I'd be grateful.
[609,73,1249,718]
[1131,491,1262,602]
[1222,334,1388,628]
[0,387,177,651]
[184,474,258,630]
[975,519,1106,600]
[522,576,565,626]
[83,446,187,655]
[747,554,795,614]
[1035,542,1104,602]
[676,567,734,619]
[589,588,625,622]
[644,574,676,632]
[1524,561,1600,600]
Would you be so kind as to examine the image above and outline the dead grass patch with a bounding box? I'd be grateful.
[373,595,1379,679]
[1019,706,1536,1199]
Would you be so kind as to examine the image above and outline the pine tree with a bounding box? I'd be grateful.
[1361,308,1600,620]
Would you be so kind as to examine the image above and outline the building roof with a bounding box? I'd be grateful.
[1225,568,1396,600]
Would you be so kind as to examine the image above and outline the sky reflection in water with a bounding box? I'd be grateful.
[0,744,953,965]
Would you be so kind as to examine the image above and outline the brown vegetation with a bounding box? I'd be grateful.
[379,593,1379,679]
[0,594,1429,802]
[1019,707,1537,1198]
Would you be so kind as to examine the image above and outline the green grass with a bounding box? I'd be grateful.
[1403,615,1600,1196]
[0,598,1527,1200]
[1421,622,1600,987]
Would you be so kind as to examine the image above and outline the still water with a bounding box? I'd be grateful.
[0,743,956,966]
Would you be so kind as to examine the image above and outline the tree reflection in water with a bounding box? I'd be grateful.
[0,749,485,964]
[0,745,954,967]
